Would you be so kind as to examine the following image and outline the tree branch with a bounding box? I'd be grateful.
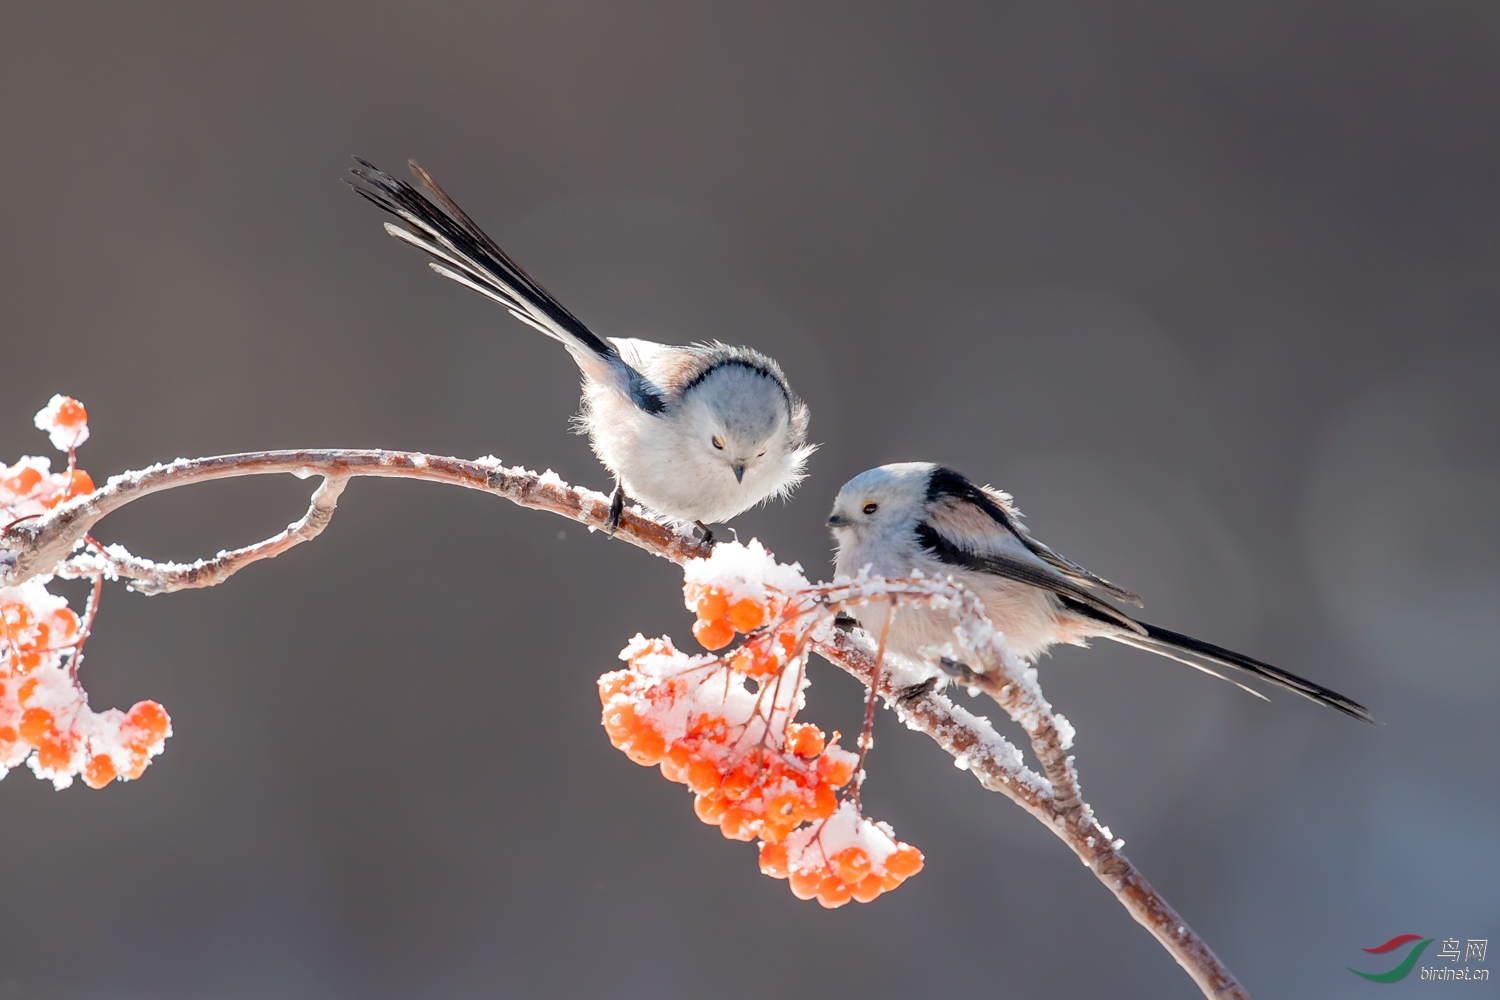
[0,447,1248,998]
[60,476,349,594]
[0,449,710,589]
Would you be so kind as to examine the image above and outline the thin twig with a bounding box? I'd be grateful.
[848,599,892,809]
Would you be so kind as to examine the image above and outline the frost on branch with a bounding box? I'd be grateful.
[600,541,924,908]
[0,398,170,789]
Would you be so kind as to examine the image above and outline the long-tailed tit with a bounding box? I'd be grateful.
[348,159,814,530]
[829,462,1373,722]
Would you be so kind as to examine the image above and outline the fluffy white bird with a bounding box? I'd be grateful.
[829,462,1373,722]
[349,159,814,530]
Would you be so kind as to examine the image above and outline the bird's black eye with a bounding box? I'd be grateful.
[862,502,879,515]
[711,436,725,450]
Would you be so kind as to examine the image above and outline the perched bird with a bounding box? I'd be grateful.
[828,462,1373,722]
[348,159,813,530]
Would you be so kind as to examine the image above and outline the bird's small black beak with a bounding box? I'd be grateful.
[733,462,746,483]
[827,513,849,527]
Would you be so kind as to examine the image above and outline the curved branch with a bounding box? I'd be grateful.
[0,449,711,588]
[0,446,1248,998]
[60,476,349,594]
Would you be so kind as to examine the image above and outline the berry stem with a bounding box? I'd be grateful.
[849,599,892,810]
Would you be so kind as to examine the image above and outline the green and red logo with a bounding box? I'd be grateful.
[1349,934,1433,983]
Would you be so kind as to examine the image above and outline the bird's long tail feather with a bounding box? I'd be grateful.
[346,158,617,362]
[1109,622,1375,723]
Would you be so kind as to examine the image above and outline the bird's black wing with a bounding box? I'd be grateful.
[924,468,1142,605]
[915,522,1146,635]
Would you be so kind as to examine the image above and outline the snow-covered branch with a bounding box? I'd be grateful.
[60,476,350,594]
[0,407,1248,998]
[1,448,711,590]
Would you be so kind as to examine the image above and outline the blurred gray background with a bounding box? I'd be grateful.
[2,3,1497,998]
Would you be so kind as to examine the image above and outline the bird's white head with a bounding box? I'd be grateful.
[827,462,938,576]
[670,354,814,521]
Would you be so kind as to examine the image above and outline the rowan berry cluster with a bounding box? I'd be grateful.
[1,397,172,789]
[599,541,923,907]
[2,395,95,517]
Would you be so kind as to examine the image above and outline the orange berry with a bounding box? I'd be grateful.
[778,631,798,658]
[128,701,170,743]
[35,736,73,771]
[693,793,728,825]
[727,598,765,633]
[810,783,837,820]
[758,841,789,879]
[719,766,754,800]
[694,587,728,623]
[764,792,806,827]
[784,723,825,758]
[685,757,721,795]
[16,678,37,703]
[788,868,822,900]
[725,646,754,674]
[759,817,796,844]
[686,713,726,739]
[851,873,886,903]
[602,703,642,742]
[819,753,856,788]
[659,744,691,783]
[691,618,735,651]
[880,872,903,891]
[622,726,665,766]
[18,707,52,746]
[3,467,42,495]
[0,726,15,744]
[122,752,148,780]
[48,608,79,643]
[719,807,757,841]
[835,847,872,885]
[884,844,924,879]
[82,754,117,789]
[64,469,94,499]
[53,397,87,428]
[728,643,776,677]
[816,875,853,908]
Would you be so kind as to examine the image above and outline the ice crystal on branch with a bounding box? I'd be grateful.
[599,541,923,907]
[0,397,170,789]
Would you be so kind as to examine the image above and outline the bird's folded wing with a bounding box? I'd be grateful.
[914,523,1146,634]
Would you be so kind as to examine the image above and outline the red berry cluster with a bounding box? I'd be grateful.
[0,397,172,789]
[761,800,924,907]
[601,634,857,847]
[3,395,95,518]
[600,541,923,907]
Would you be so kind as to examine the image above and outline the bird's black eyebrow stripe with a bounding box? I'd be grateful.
[678,355,793,409]
[924,467,1021,536]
